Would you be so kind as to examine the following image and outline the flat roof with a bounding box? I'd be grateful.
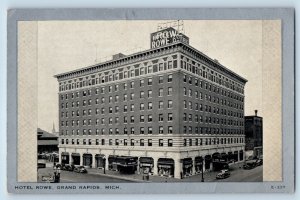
[54,42,247,83]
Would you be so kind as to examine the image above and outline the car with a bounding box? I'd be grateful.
[74,166,87,173]
[65,164,75,171]
[255,159,263,166]
[243,162,256,170]
[216,169,230,179]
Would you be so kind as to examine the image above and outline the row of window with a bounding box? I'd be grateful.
[183,137,244,146]
[180,55,244,94]
[60,137,244,147]
[61,113,174,126]
[182,87,244,110]
[61,101,174,114]
[59,57,177,92]
[60,127,243,136]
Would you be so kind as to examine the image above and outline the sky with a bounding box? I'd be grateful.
[37,20,264,132]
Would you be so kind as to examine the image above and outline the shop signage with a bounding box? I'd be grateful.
[150,27,189,49]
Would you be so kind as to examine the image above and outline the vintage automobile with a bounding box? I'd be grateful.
[255,159,263,166]
[216,169,230,179]
[243,162,256,170]
[64,164,75,171]
[74,166,87,173]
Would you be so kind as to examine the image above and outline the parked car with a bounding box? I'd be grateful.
[256,159,263,166]
[65,164,75,171]
[216,169,230,179]
[74,166,87,173]
[243,162,256,170]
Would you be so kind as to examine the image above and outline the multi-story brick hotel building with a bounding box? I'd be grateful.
[55,25,247,179]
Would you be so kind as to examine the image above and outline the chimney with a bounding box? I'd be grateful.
[255,110,258,116]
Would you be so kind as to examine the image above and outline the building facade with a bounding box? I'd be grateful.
[245,110,263,158]
[55,27,247,179]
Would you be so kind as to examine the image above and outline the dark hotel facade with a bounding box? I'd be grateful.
[55,26,247,179]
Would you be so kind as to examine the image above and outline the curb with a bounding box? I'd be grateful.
[87,171,147,183]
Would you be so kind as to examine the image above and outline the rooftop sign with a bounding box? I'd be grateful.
[150,27,189,49]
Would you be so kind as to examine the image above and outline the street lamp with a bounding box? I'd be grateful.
[201,157,204,182]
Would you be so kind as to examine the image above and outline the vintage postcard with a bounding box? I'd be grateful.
[7,8,295,193]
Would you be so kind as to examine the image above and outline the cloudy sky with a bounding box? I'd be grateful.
[37,20,264,132]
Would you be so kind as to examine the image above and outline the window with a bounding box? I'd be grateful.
[109,139,112,145]
[131,139,135,146]
[140,67,145,75]
[130,104,134,112]
[124,94,128,101]
[159,88,163,97]
[159,139,164,147]
[109,128,113,134]
[140,115,145,122]
[159,114,163,122]
[148,127,153,134]
[124,82,128,90]
[108,85,112,93]
[168,74,173,82]
[115,106,119,113]
[124,127,128,134]
[148,90,152,98]
[140,79,144,87]
[115,95,119,102]
[140,103,145,110]
[159,76,163,83]
[183,87,187,95]
[130,127,134,134]
[158,101,163,109]
[124,116,128,123]
[115,84,119,91]
[167,87,172,95]
[130,116,134,123]
[140,139,144,146]
[130,93,134,100]
[168,113,173,121]
[148,65,153,73]
[159,63,164,71]
[183,139,187,146]
[148,102,153,110]
[130,81,134,88]
[124,105,128,112]
[124,139,128,146]
[189,139,192,146]
[148,115,153,122]
[168,139,173,147]
[189,89,192,97]
[140,127,145,134]
[168,100,173,108]
[168,126,173,134]
[148,139,152,146]
[140,91,145,98]
[159,126,163,134]
[148,78,152,85]
[109,107,113,113]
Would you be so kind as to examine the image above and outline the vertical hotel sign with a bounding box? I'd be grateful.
[150,27,189,49]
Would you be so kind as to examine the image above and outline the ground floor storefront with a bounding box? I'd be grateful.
[58,146,245,179]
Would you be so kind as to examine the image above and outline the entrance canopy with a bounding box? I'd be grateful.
[157,158,174,165]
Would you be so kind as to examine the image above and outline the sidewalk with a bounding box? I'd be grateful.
[86,162,244,183]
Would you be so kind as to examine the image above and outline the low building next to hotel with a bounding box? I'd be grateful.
[55,25,247,179]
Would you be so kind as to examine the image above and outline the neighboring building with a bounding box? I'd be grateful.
[54,26,247,179]
[244,110,263,158]
[37,128,59,153]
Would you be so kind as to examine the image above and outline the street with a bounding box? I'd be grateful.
[38,164,262,183]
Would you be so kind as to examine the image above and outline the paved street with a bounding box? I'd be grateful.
[38,162,262,183]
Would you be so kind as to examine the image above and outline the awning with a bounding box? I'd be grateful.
[95,154,105,158]
[158,165,172,168]
[139,157,154,164]
[61,152,69,156]
[157,158,174,165]
[182,158,193,165]
[195,157,203,162]
[71,153,80,157]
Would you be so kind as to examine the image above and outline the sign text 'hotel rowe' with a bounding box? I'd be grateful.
[150,27,189,49]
